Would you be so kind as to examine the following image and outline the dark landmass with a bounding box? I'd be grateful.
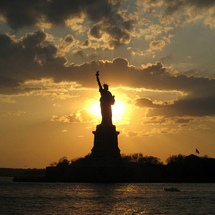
[0,168,45,181]
[0,168,27,177]
[12,153,215,183]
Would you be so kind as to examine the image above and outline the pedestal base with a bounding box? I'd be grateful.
[90,124,121,167]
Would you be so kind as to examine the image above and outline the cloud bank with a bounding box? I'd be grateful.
[1,29,215,119]
[0,0,133,49]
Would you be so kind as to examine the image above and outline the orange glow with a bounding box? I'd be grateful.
[88,99,126,122]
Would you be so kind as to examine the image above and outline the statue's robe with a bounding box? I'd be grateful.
[99,88,115,125]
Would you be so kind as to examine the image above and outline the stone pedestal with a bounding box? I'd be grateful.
[90,124,121,167]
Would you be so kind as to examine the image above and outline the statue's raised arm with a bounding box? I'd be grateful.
[96,71,102,90]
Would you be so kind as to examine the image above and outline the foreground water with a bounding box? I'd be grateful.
[1,177,215,214]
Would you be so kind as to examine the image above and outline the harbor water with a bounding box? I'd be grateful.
[1,177,215,214]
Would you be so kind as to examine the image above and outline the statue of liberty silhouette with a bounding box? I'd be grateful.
[96,71,115,125]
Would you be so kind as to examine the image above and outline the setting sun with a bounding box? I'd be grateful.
[89,99,126,122]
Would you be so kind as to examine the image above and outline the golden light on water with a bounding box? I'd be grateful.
[89,99,126,122]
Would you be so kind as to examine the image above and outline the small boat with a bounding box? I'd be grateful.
[164,187,180,192]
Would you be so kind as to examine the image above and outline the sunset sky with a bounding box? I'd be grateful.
[1,0,215,168]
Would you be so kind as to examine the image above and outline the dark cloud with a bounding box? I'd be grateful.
[135,98,155,108]
[59,34,74,52]
[90,24,103,39]
[0,0,128,29]
[82,39,90,47]
[143,116,193,125]
[22,29,47,48]
[89,23,131,49]
[147,96,215,117]
[1,31,215,118]
[74,50,84,58]
[105,25,131,49]
[0,29,66,94]
[0,1,134,49]
[2,35,215,95]
[163,0,215,15]
[175,118,192,124]
[146,0,215,20]
[149,40,166,50]
[183,69,198,76]
[0,0,44,30]
[0,30,215,92]
[61,34,74,46]
[85,0,113,22]
[122,20,134,31]
[136,94,215,117]
[62,59,215,118]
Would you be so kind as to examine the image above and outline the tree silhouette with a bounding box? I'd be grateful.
[56,156,70,168]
